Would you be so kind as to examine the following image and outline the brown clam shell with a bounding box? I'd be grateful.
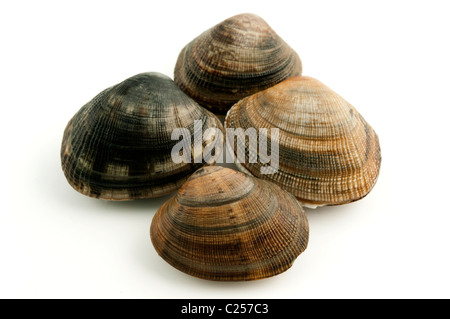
[174,13,302,115]
[61,72,224,200]
[150,166,309,281]
[225,76,381,208]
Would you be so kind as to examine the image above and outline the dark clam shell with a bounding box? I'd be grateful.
[150,166,309,281]
[174,13,302,115]
[61,72,224,200]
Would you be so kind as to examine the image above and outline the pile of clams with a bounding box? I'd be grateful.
[60,13,381,281]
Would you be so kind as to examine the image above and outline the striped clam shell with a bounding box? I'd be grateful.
[150,166,309,281]
[174,13,302,115]
[61,72,224,200]
[225,76,381,208]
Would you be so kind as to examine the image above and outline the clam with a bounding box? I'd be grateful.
[174,13,302,115]
[61,72,224,200]
[225,76,381,208]
[150,166,309,281]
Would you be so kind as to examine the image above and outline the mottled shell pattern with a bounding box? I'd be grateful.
[61,72,224,200]
[150,166,309,281]
[174,13,302,115]
[225,76,381,208]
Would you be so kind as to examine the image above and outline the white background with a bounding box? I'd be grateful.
[1,0,449,299]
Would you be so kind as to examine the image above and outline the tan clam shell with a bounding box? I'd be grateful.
[61,72,224,200]
[150,166,309,281]
[225,76,381,208]
[174,13,302,115]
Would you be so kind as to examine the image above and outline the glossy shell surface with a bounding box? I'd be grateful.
[174,13,302,115]
[61,72,224,200]
[150,166,309,281]
[225,76,381,208]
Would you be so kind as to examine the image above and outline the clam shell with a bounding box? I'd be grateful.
[150,166,309,281]
[174,13,302,115]
[61,72,224,200]
[225,76,381,208]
